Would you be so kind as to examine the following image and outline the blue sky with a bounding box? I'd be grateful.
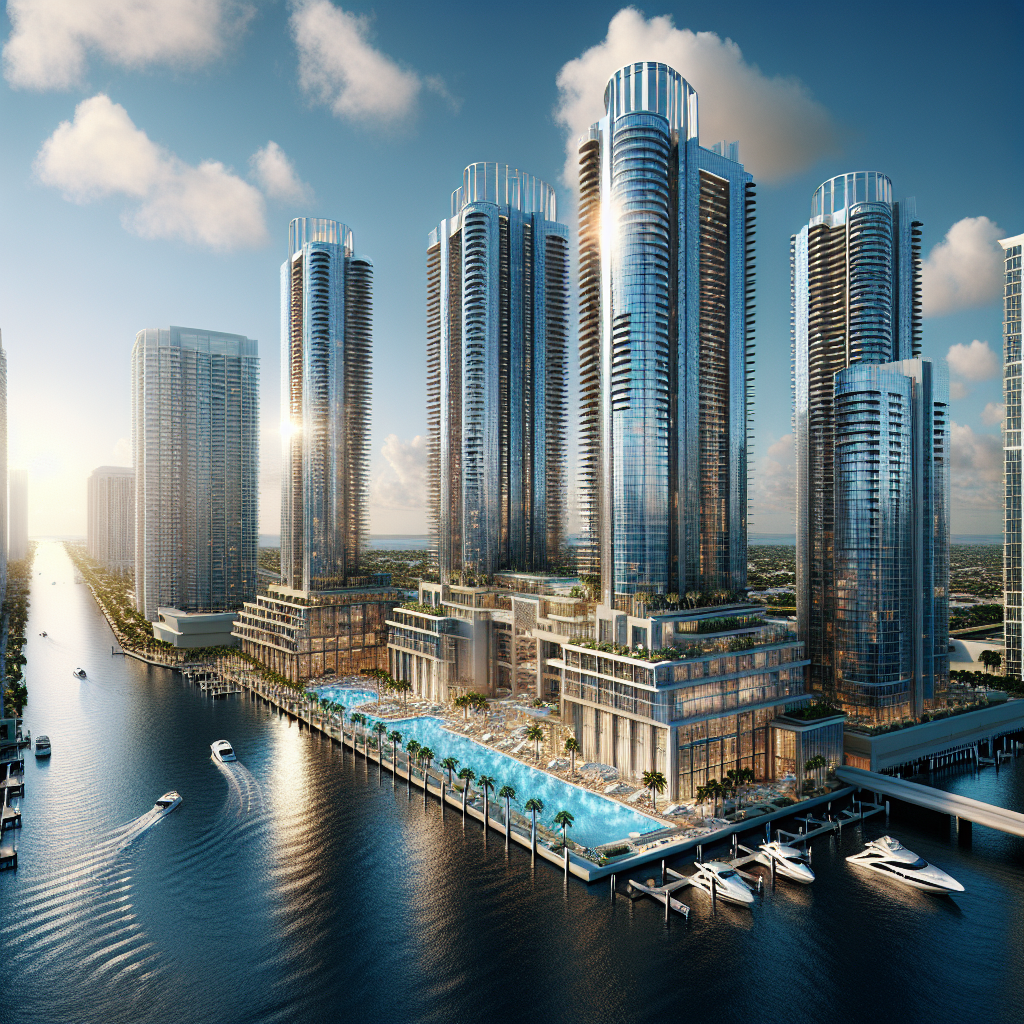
[0,0,1020,538]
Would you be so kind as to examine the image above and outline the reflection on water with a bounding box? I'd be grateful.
[1,542,1022,1024]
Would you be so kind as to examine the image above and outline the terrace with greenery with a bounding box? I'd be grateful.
[569,625,797,664]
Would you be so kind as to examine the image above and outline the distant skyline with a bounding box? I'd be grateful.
[0,0,1019,538]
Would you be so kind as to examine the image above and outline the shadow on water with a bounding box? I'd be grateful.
[1,542,1022,1024]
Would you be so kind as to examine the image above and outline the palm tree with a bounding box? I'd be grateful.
[454,694,470,720]
[478,775,496,828]
[695,784,711,819]
[525,724,544,761]
[641,770,667,813]
[707,778,723,817]
[457,767,476,817]
[419,747,435,775]
[388,730,403,788]
[441,756,460,789]
[499,785,517,849]
[405,739,421,794]
[524,797,544,853]
[373,722,387,782]
[553,810,575,849]
[406,739,421,768]
[563,736,581,775]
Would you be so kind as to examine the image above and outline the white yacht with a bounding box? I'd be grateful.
[154,791,182,815]
[210,740,236,763]
[34,735,51,759]
[689,861,756,906]
[847,836,964,894]
[72,667,86,679]
[756,841,815,884]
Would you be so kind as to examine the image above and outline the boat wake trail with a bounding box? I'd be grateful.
[0,807,173,991]
[214,758,266,819]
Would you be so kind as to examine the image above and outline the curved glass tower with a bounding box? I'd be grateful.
[426,163,569,582]
[281,218,372,591]
[578,63,754,607]
[792,173,949,722]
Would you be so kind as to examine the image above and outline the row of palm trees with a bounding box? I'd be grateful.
[694,767,757,818]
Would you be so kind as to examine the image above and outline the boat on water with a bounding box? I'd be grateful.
[756,841,815,883]
[39,631,47,637]
[72,667,86,679]
[34,735,51,759]
[847,836,964,894]
[154,791,182,815]
[210,740,236,763]
[689,861,756,906]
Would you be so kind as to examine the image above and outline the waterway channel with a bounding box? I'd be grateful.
[1,541,1022,1023]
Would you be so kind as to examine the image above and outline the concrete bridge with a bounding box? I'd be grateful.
[836,765,1024,837]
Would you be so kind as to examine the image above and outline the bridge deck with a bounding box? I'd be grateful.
[836,765,1024,837]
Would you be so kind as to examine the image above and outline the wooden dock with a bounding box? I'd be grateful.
[1,805,22,832]
[0,842,16,870]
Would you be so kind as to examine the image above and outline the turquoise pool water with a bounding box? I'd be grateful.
[357,715,659,848]
[311,686,378,710]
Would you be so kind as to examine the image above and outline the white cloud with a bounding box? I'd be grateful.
[3,0,250,91]
[981,402,1005,427]
[250,141,312,203]
[949,421,1001,511]
[949,381,969,401]
[370,434,426,511]
[922,216,1005,317]
[555,9,839,189]
[35,94,268,250]
[291,0,422,124]
[946,339,999,382]
[753,433,795,516]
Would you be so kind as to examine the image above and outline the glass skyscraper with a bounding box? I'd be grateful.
[1000,232,1023,677]
[280,218,371,591]
[792,172,949,721]
[577,63,754,608]
[426,163,569,582]
[131,326,259,620]
[88,466,135,572]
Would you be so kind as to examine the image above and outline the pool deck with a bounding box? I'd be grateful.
[227,670,855,882]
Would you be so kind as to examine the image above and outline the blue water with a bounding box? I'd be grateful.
[357,714,660,848]
[311,686,378,711]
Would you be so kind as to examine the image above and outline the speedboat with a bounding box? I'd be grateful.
[847,836,964,894]
[72,667,86,679]
[756,841,815,883]
[40,631,47,637]
[154,791,182,815]
[34,735,52,759]
[689,861,756,906]
[210,740,236,763]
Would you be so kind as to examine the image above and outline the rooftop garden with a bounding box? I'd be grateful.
[400,601,444,615]
[780,701,845,722]
[570,626,796,663]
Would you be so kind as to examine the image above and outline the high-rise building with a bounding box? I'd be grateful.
[280,218,371,592]
[792,172,949,722]
[0,334,7,703]
[577,62,755,608]
[426,163,569,581]
[131,326,259,620]
[87,466,135,572]
[235,219,398,681]
[1001,232,1024,678]
[8,469,27,562]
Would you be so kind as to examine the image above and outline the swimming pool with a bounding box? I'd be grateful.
[354,714,660,849]
[311,686,378,711]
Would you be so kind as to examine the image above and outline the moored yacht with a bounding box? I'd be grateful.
[847,836,964,894]
[756,841,815,883]
[689,861,756,906]
[154,791,182,815]
[34,735,51,759]
[72,667,86,679]
[210,740,236,763]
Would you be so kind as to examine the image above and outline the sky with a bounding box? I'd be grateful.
[0,0,1020,540]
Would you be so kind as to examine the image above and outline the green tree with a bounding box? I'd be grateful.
[525,724,544,761]
[388,730,403,787]
[499,785,517,848]
[441,757,460,788]
[553,809,575,849]
[419,747,435,774]
[478,774,496,826]
[563,736,581,775]
[641,770,667,813]
[524,797,545,852]
[457,767,476,816]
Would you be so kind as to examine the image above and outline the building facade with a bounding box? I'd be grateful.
[426,164,569,582]
[280,218,371,592]
[8,469,27,562]
[238,219,396,682]
[0,334,7,701]
[87,466,135,571]
[792,172,950,722]
[1001,233,1024,678]
[577,63,755,606]
[131,326,259,620]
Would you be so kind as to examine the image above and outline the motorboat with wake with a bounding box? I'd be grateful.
[72,667,86,679]
[847,836,964,894]
[755,841,815,883]
[210,740,237,763]
[154,791,182,815]
[688,861,756,906]
[34,735,51,759]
